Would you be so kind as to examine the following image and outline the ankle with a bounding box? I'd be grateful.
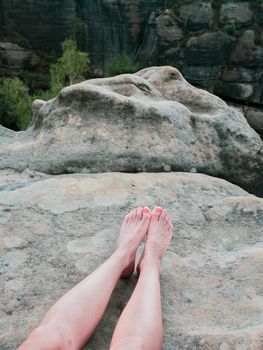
[141,253,161,272]
[113,247,135,268]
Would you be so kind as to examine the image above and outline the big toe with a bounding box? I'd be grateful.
[152,207,163,221]
[136,207,143,221]
[142,207,151,221]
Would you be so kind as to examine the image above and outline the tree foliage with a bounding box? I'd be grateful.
[0,77,32,130]
[50,39,90,94]
[68,14,85,46]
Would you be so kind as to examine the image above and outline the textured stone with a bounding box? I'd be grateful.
[156,12,183,44]
[244,106,263,135]
[220,2,253,25]
[227,103,263,139]
[0,171,262,349]
[179,2,213,31]
[0,0,75,53]
[185,32,233,66]
[0,42,39,75]
[214,30,263,105]
[0,66,262,196]
[230,30,263,68]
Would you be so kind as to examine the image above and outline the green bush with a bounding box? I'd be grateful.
[0,77,32,130]
[32,89,55,101]
[105,54,141,77]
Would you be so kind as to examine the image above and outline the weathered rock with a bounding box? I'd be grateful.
[214,30,263,104]
[0,42,39,75]
[185,32,233,66]
[225,102,263,140]
[156,11,183,46]
[0,66,262,196]
[0,171,262,349]
[230,30,263,68]
[244,106,263,135]
[83,0,163,67]
[179,2,213,31]
[220,2,253,26]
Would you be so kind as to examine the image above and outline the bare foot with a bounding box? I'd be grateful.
[136,207,173,275]
[117,207,151,278]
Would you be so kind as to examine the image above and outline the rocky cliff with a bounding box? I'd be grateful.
[0,0,262,110]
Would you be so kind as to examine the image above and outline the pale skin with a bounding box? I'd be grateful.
[18,207,173,350]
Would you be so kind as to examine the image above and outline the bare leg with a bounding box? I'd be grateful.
[18,207,151,350]
[110,207,173,350]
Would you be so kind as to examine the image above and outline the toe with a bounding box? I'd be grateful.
[136,207,143,221]
[160,208,168,222]
[124,214,130,223]
[142,207,151,221]
[165,213,171,225]
[131,209,137,221]
[126,210,134,223]
[152,207,163,220]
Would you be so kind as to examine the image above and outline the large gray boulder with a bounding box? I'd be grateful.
[0,171,262,349]
[0,66,262,196]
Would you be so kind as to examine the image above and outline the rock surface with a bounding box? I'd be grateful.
[0,42,39,76]
[245,106,263,136]
[0,170,263,349]
[0,66,262,196]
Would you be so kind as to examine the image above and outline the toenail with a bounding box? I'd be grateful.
[143,207,150,213]
[156,207,162,213]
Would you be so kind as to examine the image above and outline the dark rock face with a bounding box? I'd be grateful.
[141,3,263,106]
[0,42,39,75]
[82,0,163,69]
[0,66,262,196]
[0,0,75,52]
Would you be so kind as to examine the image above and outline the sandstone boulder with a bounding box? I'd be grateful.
[0,171,262,349]
[0,66,262,196]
